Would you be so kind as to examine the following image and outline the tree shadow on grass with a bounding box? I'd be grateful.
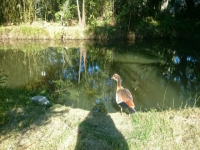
[75,107,129,150]
[0,100,71,149]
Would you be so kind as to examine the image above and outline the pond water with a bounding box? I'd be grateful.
[0,40,200,112]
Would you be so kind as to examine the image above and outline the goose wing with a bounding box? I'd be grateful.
[116,88,134,108]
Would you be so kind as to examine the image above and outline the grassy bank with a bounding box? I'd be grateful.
[0,23,85,40]
[0,104,200,150]
[0,22,121,40]
[1,19,200,40]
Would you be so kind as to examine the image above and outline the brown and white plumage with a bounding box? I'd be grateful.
[111,74,136,116]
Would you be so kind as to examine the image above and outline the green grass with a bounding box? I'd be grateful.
[0,71,200,149]
[128,108,200,149]
[0,22,123,41]
[19,26,50,39]
[1,18,200,40]
[0,103,200,150]
[0,85,50,126]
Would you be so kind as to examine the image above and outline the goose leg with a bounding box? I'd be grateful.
[120,107,123,115]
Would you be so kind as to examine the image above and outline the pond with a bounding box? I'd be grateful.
[0,40,200,112]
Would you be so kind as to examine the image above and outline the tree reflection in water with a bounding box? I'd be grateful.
[0,40,200,111]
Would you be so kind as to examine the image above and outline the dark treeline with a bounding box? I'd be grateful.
[0,0,200,39]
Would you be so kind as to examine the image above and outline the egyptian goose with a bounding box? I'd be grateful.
[111,74,136,116]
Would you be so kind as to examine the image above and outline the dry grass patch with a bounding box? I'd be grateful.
[0,105,200,150]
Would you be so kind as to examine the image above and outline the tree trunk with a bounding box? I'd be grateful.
[76,0,82,26]
[23,0,26,22]
[82,0,86,27]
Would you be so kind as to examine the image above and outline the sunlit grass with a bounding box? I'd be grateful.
[128,107,200,149]
[0,63,200,149]
[0,103,200,150]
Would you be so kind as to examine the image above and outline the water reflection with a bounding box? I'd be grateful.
[0,40,199,112]
[78,42,87,84]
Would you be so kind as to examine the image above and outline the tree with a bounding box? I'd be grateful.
[76,0,86,27]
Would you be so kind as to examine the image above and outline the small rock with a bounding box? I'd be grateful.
[30,96,50,105]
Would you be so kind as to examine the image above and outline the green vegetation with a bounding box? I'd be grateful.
[0,41,113,126]
[0,83,50,126]
[0,104,200,149]
[0,40,200,149]
[0,0,200,148]
[1,68,200,149]
[0,0,200,40]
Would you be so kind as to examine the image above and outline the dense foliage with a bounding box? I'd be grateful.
[0,0,200,38]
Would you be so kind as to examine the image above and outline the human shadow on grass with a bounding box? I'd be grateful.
[74,106,129,150]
